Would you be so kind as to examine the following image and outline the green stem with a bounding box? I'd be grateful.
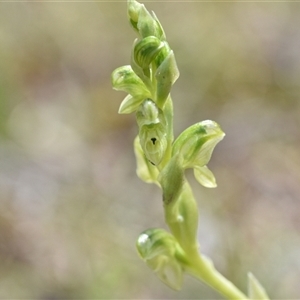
[186,253,248,299]
[164,180,199,255]
[163,176,247,299]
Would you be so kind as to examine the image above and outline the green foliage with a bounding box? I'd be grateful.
[112,1,270,299]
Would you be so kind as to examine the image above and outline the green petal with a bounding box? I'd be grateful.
[118,94,144,114]
[172,120,225,169]
[111,65,150,97]
[193,165,217,188]
[134,136,159,184]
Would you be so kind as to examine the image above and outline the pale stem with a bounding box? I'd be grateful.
[186,253,248,300]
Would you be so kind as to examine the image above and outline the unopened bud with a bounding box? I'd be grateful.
[128,0,165,39]
[136,228,185,290]
[134,36,164,69]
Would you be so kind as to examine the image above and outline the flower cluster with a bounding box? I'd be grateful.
[111,1,269,299]
[111,0,224,290]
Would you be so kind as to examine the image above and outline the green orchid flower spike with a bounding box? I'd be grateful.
[111,1,270,299]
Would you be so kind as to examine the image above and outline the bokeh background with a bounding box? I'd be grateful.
[1,1,300,299]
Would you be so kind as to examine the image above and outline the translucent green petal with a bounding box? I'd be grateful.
[111,65,150,97]
[118,94,144,114]
[193,165,217,188]
[172,120,225,169]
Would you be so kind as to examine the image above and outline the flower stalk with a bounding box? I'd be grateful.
[112,1,269,299]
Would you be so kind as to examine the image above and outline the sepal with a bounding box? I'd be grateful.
[194,165,217,188]
[136,228,185,290]
[151,11,166,41]
[155,50,180,108]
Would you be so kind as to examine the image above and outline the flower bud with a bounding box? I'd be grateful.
[136,228,185,290]
[134,36,164,69]
[128,0,165,39]
[130,39,153,90]
[127,0,143,32]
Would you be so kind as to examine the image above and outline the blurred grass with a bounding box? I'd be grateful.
[0,1,300,299]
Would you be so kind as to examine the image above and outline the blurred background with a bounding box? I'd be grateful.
[0,1,300,299]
